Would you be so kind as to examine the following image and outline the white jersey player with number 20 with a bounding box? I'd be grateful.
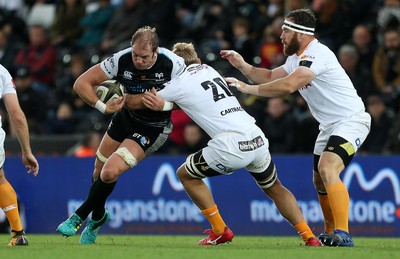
[142,42,322,247]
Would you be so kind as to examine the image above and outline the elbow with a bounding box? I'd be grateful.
[11,112,27,126]
[73,82,82,93]
[282,83,297,94]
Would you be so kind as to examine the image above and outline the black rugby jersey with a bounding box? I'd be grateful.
[100,47,186,127]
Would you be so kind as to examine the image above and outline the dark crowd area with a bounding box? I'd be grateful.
[0,0,399,156]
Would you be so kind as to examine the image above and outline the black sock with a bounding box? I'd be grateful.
[75,178,117,221]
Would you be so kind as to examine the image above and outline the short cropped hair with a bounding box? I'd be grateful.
[285,8,316,29]
[172,42,198,65]
[130,26,159,52]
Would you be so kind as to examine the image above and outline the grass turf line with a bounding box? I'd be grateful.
[1,234,399,259]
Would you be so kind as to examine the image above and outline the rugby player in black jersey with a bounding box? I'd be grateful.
[57,26,185,244]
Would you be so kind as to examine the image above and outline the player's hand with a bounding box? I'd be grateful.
[142,88,165,111]
[225,77,250,93]
[22,153,39,177]
[220,50,246,69]
[105,95,124,113]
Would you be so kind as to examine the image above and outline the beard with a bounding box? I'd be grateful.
[284,36,300,56]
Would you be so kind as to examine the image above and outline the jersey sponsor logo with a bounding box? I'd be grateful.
[125,85,144,93]
[239,136,265,152]
[123,71,133,79]
[132,133,150,146]
[300,54,315,60]
[220,106,244,116]
[140,136,150,146]
[299,60,313,68]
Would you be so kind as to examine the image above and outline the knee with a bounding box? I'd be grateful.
[317,161,338,184]
[176,165,191,183]
[313,171,325,192]
[100,166,119,183]
[263,178,282,197]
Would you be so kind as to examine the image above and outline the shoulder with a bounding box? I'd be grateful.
[157,47,177,59]
[102,48,131,68]
[113,47,132,61]
[0,65,12,81]
[0,64,9,74]
[307,40,335,58]
[158,47,185,64]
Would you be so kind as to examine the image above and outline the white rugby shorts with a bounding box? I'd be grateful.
[314,111,371,155]
[202,125,271,175]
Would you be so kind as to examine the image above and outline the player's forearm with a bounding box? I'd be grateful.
[241,65,274,84]
[11,113,32,154]
[256,79,296,97]
[74,82,100,107]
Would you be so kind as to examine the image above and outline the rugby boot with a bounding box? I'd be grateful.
[57,213,83,237]
[198,226,234,245]
[7,230,28,246]
[80,210,110,244]
[325,229,354,247]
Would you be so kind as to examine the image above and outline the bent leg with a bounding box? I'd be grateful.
[177,151,228,236]
[250,161,317,244]
[89,139,144,220]
[177,164,227,234]
[177,165,216,210]
[264,178,304,225]
[74,133,121,221]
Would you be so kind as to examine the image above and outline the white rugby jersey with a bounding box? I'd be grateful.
[0,65,17,128]
[159,64,256,138]
[283,39,365,126]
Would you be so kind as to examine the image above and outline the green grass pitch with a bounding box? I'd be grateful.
[1,234,400,259]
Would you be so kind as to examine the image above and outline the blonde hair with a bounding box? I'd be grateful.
[172,42,198,65]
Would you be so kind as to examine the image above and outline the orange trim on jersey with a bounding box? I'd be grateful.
[297,38,317,56]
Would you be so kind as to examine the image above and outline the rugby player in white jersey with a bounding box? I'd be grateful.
[0,64,39,246]
[142,42,321,246]
[221,8,371,247]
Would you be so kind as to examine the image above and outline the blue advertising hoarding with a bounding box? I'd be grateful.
[0,155,399,237]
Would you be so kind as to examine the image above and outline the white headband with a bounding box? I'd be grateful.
[282,19,315,36]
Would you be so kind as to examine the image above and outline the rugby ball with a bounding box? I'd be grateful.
[96,80,124,104]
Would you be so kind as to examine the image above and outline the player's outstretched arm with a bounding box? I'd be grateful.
[220,50,286,84]
[220,50,251,75]
[3,93,39,176]
[226,67,315,97]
